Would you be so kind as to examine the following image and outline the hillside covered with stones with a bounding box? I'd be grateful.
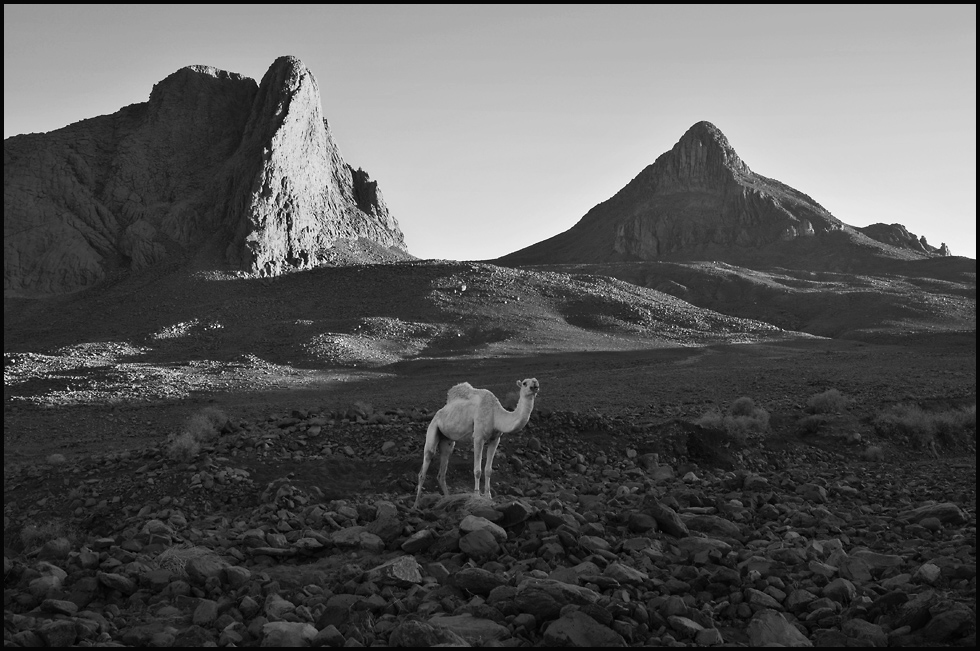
[3,400,975,647]
[3,56,408,296]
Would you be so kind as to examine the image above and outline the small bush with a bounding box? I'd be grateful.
[862,445,885,462]
[798,414,828,436]
[165,407,228,462]
[167,431,201,462]
[695,397,770,444]
[807,389,851,414]
[872,403,976,450]
[198,406,229,433]
[932,404,976,447]
[20,519,79,552]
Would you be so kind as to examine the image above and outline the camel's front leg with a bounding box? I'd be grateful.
[436,439,455,497]
[482,436,501,499]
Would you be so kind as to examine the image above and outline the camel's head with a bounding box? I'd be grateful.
[517,378,540,396]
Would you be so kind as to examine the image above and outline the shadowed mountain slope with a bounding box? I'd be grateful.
[4,56,408,297]
[498,121,950,270]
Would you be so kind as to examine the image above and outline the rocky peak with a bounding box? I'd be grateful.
[645,120,752,194]
[499,121,943,267]
[4,56,408,296]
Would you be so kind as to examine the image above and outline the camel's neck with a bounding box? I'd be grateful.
[498,394,535,433]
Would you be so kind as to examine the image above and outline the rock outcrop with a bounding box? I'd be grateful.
[499,121,949,266]
[857,223,949,256]
[4,56,408,296]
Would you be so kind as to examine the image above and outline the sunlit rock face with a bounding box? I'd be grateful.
[4,56,408,296]
[499,121,947,266]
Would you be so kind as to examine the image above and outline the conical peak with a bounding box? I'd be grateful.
[641,121,750,194]
[672,121,750,176]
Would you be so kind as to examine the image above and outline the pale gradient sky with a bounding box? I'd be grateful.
[5,4,976,260]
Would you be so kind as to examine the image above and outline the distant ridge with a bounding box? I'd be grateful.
[4,56,409,296]
[498,121,950,269]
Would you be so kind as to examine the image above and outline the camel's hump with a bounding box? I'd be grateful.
[447,382,476,402]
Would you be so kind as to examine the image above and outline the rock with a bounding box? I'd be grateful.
[193,598,219,626]
[38,619,78,647]
[389,620,469,646]
[543,609,626,646]
[330,525,385,552]
[401,528,436,553]
[899,502,969,525]
[603,562,649,585]
[316,594,364,630]
[312,624,345,647]
[678,536,732,561]
[823,577,857,604]
[459,528,500,560]
[364,555,422,587]
[260,621,317,647]
[460,514,507,542]
[849,550,904,575]
[641,496,690,538]
[918,605,974,643]
[913,562,942,585]
[683,513,742,539]
[96,571,136,595]
[513,578,601,621]
[365,500,402,542]
[4,56,408,296]
[498,500,535,527]
[696,627,725,645]
[455,566,509,595]
[429,613,510,645]
[264,594,296,620]
[747,609,812,647]
[184,553,228,585]
[842,617,887,646]
[36,537,72,560]
[668,615,705,639]
[40,598,78,616]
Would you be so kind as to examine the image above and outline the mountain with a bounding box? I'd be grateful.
[498,121,950,270]
[3,56,408,297]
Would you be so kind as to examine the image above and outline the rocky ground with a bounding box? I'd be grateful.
[4,341,976,647]
[3,260,976,647]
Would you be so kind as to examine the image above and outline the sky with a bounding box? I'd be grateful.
[4,4,976,260]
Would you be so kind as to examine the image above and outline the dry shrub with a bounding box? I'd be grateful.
[166,407,228,462]
[862,445,885,462]
[798,414,828,436]
[807,389,851,414]
[696,397,770,444]
[167,431,201,462]
[156,545,223,578]
[933,404,976,447]
[873,403,976,450]
[19,519,79,552]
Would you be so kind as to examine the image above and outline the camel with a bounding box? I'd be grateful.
[413,378,540,509]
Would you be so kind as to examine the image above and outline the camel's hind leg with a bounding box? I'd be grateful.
[414,420,442,509]
[481,436,501,499]
[436,438,456,497]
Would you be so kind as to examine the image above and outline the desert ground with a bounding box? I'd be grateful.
[3,259,976,646]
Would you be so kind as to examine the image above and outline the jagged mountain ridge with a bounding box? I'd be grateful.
[3,56,408,296]
[498,121,950,268]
